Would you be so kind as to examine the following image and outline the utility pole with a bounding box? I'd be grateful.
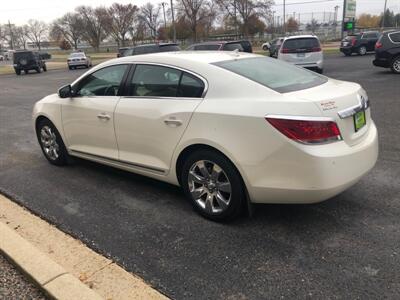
[170,0,176,42]
[381,0,388,28]
[341,0,347,40]
[334,5,339,38]
[161,2,167,29]
[283,0,286,34]
[234,0,238,37]
[8,20,14,50]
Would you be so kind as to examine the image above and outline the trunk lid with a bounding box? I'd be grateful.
[285,79,371,146]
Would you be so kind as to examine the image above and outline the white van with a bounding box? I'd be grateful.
[277,35,324,74]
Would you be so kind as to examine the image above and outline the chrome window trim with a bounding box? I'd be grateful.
[265,114,343,145]
[388,31,400,44]
[337,94,370,119]
[126,61,209,99]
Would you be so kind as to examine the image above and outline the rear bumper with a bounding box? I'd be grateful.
[246,121,378,204]
[340,47,353,53]
[373,58,390,68]
[68,61,88,67]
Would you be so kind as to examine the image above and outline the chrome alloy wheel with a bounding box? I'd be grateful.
[188,160,232,214]
[40,126,59,161]
[393,58,400,73]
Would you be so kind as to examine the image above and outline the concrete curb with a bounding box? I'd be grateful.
[0,222,103,300]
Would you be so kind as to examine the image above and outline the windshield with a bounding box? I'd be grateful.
[214,57,327,93]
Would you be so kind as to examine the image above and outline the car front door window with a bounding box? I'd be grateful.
[76,65,128,97]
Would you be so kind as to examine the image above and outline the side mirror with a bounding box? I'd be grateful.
[58,84,73,98]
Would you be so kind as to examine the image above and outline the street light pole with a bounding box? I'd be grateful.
[381,0,388,28]
[170,0,176,42]
[283,0,286,34]
[161,2,167,29]
[341,0,347,40]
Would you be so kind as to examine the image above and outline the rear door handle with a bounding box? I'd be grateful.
[97,113,111,121]
[164,118,183,127]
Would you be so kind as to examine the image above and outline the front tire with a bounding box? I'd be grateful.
[43,64,47,72]
[391,56,400,74]
[181,150,245,221]
[36,119,70,166]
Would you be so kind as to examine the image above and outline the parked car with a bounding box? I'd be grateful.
[117,47,129,58]
[340,31,380,56]
[13,50,47,75]
[277,35,324,73]
[186,40,252,53]
[121,43,180,57]
[373,30,400,74]
[263,37,284,57]
[67,52,92,70]
[33,52,378,221]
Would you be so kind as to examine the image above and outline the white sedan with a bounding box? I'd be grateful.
[67,52,92,70]
[33,52,378,221]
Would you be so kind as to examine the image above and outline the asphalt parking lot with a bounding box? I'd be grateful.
[0,54,399,299]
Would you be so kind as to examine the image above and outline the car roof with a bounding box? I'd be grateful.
[134,43,178,48]
[284,35,319,40]
[190,40,244,46]
[101,51,256,68]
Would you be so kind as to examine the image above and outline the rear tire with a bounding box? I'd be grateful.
[36,67,42,73]
[36,118,70,166]
[390,56,400,74]
[43,64,47,72]
[181,149,245,221]
[15,69,21,75]
[358,46,367,56]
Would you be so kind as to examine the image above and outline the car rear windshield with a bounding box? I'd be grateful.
[344,35,359,41]
[193,44,221,50]
[282,38,320,52]
[214,57,327,93]
[223,43,244,51]
[159,44,180,52]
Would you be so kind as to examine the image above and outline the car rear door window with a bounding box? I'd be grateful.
[76,64,128,96]
[129,65,182,97]
[177,73,205,98]
[389,32,400,43]
[194,44,221,50]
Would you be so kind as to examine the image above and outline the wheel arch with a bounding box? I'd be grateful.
[174,143,253,215]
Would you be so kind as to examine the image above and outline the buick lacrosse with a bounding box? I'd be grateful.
[33,52,378,221]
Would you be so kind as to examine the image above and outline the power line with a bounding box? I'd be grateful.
[274,0,339,6]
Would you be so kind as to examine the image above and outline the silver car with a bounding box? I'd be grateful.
[277,35,324,74]
[67,52,92,70]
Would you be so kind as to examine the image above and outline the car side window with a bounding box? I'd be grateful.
[76,65,128,97]
[389,32,400,43]
[129,65,182,97]
[177,73,205,98]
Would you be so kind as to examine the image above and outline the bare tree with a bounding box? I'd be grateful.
[76,6,109,51]
[14,26,29,49]
[50,13,83,50]
[139,3,161,39]
[106,3,138,47]
[177,0,213,41]
[25,19,48,50]
[216,0,273,36]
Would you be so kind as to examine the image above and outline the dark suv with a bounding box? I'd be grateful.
[373,30,400,74]
[340,31,380,56]
[13,51,47,75]
[121,43,180,57]
[186,40,253,53]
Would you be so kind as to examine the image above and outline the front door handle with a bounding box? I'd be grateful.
[97,113,111,121]
[164,118,183,127]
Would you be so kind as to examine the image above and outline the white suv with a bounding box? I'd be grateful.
[277,35,324,74]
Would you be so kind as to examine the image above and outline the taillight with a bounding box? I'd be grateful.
[265,116,342,144]
[375,42,383,49]
[351,38,357,46]
[312,47,321,52]
[281,48,289,53]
